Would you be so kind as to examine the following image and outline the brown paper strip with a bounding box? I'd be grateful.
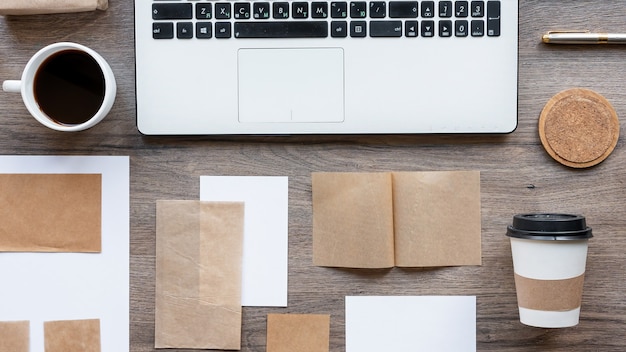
[44,319,101,352]
[514,273,585,311]
[155,200,244,350]
[0,321,29,352]
[0,174,102,253]
[0,0,107,15]
[392,171,481,267]
[312,172,395,268]
[267,314,330,352]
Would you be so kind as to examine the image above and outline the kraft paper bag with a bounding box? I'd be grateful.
[312,171,481,268]
[44,319,101,352]
[155,200,244,350]
[0,174,102,253]
[393,171,482,267]
[266,314,330,352]
[312,172,395,268]
[0,0,107,15]
[0,321,29,352]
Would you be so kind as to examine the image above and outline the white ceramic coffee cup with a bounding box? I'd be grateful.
[2,42,116,132]
[507,213,593,328]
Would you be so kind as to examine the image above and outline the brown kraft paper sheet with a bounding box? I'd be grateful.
[393,171,482,267]
[312,172,395,268]
[312,171,481,268]
[515,273,585,311]
[44,319,101,352]
[266,314,331,352]
[0,320,30,352]
[0,174,102,253]
[155,200,244,350]
[0,0,107,15]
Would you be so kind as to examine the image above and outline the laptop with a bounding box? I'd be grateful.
[134,1,518,135]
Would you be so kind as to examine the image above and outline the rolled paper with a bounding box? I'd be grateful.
[0,0,107,15]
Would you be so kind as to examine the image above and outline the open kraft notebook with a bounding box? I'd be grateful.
[312,171,481,268]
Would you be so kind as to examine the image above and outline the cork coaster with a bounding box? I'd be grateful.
[538,88,620,168]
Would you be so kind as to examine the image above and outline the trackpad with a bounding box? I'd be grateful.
[238,48,344,123]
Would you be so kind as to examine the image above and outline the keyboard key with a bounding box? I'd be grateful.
[350,21,367,37]
[421,20,434,37]
[389,2,418,18]
[421,1,434,18]
[455,1,469,17]
[177,22,193,39]
[152,3,192,20]
[234,3,251,19]
[369,2,386,18]
[350,2,367,18]
[215,3,231,19]
[292,2,309,18]
[455,20,468,36]
[233,21,328,38]
[471,19,484,36]
[486,1,500,36]
[273,2,289,18]
[439,20,452,37]
[196,3,212,20]
[215,22,232,38]
[331,2,348,18]
[471,1,484,17]
[439,1,452,17]
[196,22,212,38]
[153,22,174,39]
[253,2,271,19]
[312,2,329,18]
[331,21,348,37]
[405,20,418,37]
[370,21,402,37]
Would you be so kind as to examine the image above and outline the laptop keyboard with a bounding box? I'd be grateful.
[151,1,501,39]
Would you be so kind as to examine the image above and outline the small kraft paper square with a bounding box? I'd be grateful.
[44,319,101,352]
[312,171,481,268]
[155,200,245,350]
[0,0,107,15]
[0,320,30,352]
[266,314,331,352]
[0,174,102,253]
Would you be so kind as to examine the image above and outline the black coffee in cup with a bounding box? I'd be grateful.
[33,49,106,125]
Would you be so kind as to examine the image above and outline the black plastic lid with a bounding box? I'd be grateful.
[506,213,593,241]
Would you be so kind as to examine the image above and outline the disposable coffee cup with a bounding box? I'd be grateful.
[506,213,593,328]
[2,42,116,132]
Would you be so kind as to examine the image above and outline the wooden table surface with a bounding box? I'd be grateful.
[1,1,625,351]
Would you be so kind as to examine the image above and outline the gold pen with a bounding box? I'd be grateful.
[542,30,626,44]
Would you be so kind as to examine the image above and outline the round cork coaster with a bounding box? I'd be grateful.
[538,88,620,168]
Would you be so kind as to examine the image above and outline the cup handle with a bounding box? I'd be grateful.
[2,80,22,93]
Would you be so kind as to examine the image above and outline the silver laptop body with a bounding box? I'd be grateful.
[135,0,518,134]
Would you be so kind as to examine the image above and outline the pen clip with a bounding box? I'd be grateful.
[545,30,590,35]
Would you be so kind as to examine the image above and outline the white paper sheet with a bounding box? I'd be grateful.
[0,155,129,352]
[200,176,288,307]
[346,296,476,352]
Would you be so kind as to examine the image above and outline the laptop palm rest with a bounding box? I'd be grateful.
[238,48,344,123]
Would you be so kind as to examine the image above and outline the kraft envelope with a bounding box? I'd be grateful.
[44,319,101,352]
[0,174,102,253]
[266,314,330,352]
[155,200,244,350]
[0,321,29,352]
[312,171,481,268]
[0,0,107,15]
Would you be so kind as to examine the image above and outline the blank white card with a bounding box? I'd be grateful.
[346,296,476,352]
